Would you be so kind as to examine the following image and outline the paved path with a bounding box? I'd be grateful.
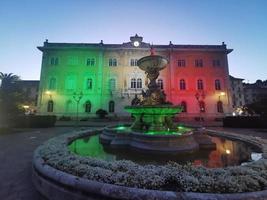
[0,127,79,200]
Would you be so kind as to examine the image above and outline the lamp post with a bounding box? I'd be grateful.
[73,91,83,128]
[218,92,226,101]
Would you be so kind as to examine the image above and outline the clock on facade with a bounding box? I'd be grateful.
[133,41,140,47]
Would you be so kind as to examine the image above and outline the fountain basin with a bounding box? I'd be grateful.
[137,55,168,72]
[100,128,199,153]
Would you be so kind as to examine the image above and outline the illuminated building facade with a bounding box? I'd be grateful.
[37,35,233,120]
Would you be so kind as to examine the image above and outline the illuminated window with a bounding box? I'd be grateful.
[109,58,117,66]
[217,101,223,113]
[137,78,142,88]
[85,101,91,113]
[213,59,221,67]
[177,60,186,67]
[180,79,186,90]
[86,79,92,89]
[157,79,163,89]
[109,100,115,113]
[49,78,56,90]
[109,79,116,90]
[199,101,205,113]
[47,100,54,112]
[131,78,136,88]
[181,101,187,112]
[87,58,95,66]
[215,79,221,90]
[195,59,203,67]
[197,79,204,90]
[130,59,138,66]
[109,59,113,66]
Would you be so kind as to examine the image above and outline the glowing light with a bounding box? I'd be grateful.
[226,149,231,154]
[220,92,226,96]
[115,126,127,131]
[22,105,30,109]
[45,91,51,95]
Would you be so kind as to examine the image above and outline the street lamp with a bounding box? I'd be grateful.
[219,92,226,101]
[45,90,52,99]
[73,91,83,128]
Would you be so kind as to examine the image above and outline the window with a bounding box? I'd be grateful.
[50,58,54,65]
[109,79,116,90]
[131,78,136,88]
[180,79,186,90]
[157,79,163,89]
[195,59,203,67]
[66,77,75,90]
[181,101,187,112]
[65,100,73,113]
[85,101,91,113]
[137,78,142,88]
[213,59,221,67]
[130,59,138,66]
[109,101,115,113]
[217,101,223,113]
[50,57,58,66]
[87,58,95,66]
[109,58,117,66]
[199,101,205,113]
[197,79,203,90]
[49,78,56,90]
[86,79,92,89]
[109,59,113,66]
[47,100,54,112]
[177,59,186,67]
[215,79,221,90]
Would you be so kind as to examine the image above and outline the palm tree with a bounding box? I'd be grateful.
[0,72,20,91]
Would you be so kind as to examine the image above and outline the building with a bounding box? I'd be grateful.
[243,80,267,105]
[37,35,233,120]
[229,75,245,109]
[16,80,39,114]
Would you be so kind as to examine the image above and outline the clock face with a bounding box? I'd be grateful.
[133,41,140,47]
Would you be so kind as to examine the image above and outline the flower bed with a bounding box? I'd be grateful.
[37,129,267,194]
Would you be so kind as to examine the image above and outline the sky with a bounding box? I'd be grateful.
[0,0,266,83]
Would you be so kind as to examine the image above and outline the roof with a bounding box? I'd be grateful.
[229,75,244,81]
[37,35,233,54]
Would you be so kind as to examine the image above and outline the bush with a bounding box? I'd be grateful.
[96,109,108,119]
[223,116,267,128]
[58,116,71,121]
[12,115,57,128]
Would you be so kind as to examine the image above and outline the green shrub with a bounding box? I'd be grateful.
[96,109,108,119]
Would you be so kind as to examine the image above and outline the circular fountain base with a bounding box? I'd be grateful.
[100,128,199,153]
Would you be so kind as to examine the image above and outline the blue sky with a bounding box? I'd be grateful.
[0,0,266,83]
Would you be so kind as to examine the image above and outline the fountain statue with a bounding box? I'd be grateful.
[100,48,214,153]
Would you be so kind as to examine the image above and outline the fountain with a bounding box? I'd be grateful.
[100,48,213,153]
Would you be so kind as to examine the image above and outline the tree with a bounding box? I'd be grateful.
[0,72,23,126]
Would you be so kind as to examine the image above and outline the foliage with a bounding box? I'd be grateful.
[96,109,108,118]
[246,98,267,117]
[0,72,25,126]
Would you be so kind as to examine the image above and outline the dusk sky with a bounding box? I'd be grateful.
[0,0,266,83]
